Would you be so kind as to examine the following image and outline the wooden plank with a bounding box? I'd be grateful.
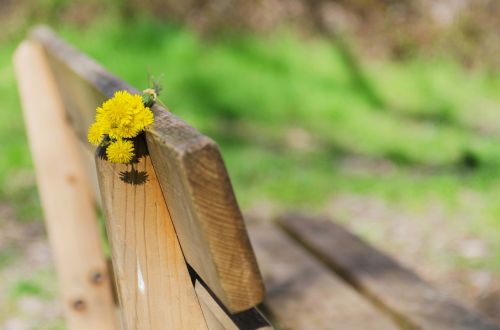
[194,279,272,330]
[30,26,264,313]
[279,214,500,330]
[146,131,264,313]
[95,142,208,329]
[195,281,239,330]
[247,223,398,330]
[78,140,101,205]
[13,41,118,330]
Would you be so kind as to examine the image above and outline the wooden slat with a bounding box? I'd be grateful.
[78,140,101,205]
[13,41,118,329]
[247,223,398,330]
[195,281,239,330]
[95,144,208,329]
[145,131,263,313]
[194,279,272,330]
[30,26,264,313]
[279,214,500,330]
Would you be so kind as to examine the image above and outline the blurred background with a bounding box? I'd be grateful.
[1,0,500,328]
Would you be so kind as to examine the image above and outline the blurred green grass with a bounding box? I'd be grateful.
[1,18,500,273]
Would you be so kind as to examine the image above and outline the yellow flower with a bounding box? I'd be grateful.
[108,124,140,140]
[134,106,154,128]
[87,89,156,164]
[87,122,107,145]
[106,139,134,164]
[94,90,154,140]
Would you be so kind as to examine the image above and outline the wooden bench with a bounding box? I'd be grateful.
[13,26,500,330]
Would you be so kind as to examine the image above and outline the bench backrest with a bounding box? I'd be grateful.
[14,26,266,329]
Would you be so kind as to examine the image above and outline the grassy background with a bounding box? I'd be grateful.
[1,16,500,327]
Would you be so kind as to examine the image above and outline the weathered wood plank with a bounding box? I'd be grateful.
[13,41,118,330]
[279,214,500,330]
[247,222,398,330]
[30,26,264,313]
[95,143,208,329]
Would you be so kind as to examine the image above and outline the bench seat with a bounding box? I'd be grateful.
[248,214,500,330]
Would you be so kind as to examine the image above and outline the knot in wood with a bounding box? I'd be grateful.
[71,299,86,311]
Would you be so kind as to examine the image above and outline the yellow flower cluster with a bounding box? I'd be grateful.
[87,90,154,163]
[106,139,135,164]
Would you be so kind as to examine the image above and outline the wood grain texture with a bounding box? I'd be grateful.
[194,279,272,330]
[30,26,264,313]
[195,281,239,330]
[95,148,208,329]
[247,223,398,330]
[279,214,500,330]
[13,41,118,330]
[146,132,264,313]
[78,140,102,205]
